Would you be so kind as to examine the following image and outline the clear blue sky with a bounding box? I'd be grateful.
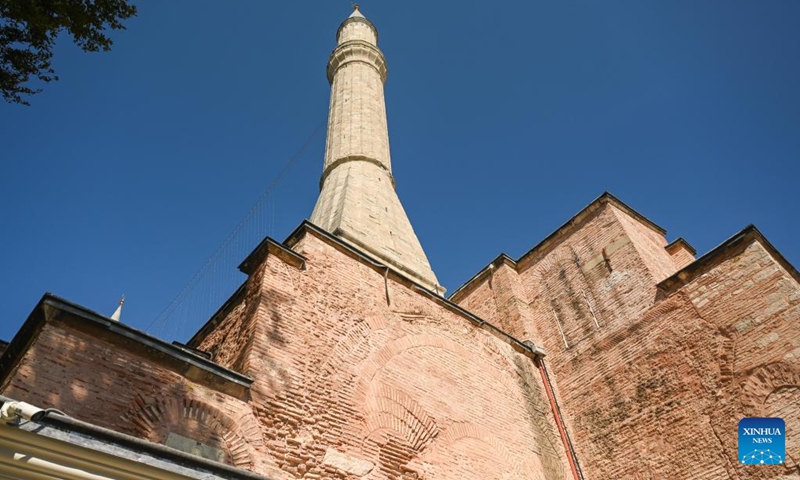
[2,1,798,342]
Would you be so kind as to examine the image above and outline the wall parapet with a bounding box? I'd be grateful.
[449,192,667,304]
[657,224,800,297]
[0,295,253,399]
[286,221,546,358]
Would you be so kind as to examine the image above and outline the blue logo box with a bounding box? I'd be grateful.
[739,417,785,465]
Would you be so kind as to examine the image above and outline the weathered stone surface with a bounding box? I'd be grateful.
[322,448,374,476]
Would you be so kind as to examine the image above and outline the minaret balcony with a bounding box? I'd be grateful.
[327,40,388,85]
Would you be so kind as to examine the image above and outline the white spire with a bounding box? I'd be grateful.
[110,295,124,322]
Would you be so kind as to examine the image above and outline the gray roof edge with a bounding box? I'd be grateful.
[665,236,697,256]
[0,294,253,393]
[0,395,274,480]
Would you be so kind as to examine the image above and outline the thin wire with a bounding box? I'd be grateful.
[146,119,327,334]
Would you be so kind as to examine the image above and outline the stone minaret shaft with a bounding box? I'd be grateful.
[311,7,442,293]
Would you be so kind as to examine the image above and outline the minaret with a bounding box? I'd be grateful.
[110,295,124,322]
[310,6,443,293]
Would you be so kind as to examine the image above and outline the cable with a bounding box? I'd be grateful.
[146,119,327,334]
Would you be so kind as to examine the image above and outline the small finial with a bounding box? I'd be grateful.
[110,294,125,322]
[347,3,365,19]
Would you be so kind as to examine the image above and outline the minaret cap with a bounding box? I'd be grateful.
[337,4,378,44]
[110,295,125,322]
[349,5,365,19]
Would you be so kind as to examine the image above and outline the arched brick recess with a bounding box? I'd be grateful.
[438,422,522,467]
[739,362,800,469]
[420,422,532,479]
[352,333,528,409]
[524,246,573,301]
[121,395,265,469]
[362,383,439,453]
[363,430,421,480]
[739,362,800,416]
[319,314,389,376]
[349,333,543,479]
[766,386,800,468]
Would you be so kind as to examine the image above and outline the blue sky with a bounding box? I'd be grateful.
[1,1,798,342]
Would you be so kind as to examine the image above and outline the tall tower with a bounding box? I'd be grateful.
[311,7,443,293]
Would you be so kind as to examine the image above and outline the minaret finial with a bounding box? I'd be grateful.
[110,294,125,322]
[348,3,365,19]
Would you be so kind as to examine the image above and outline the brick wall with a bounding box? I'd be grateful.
[517,204,659,343]
[193,229,571,479]
[0,320,280,476]
[666,240,696,270]
[609,204,677,282]
[4,198,796,479]
[678,237,800,475]
[454,201,800,479]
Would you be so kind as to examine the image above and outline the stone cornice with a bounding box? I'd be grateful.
[327,40,388,84]
[320,155,395,190]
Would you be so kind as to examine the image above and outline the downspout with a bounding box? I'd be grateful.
[383,266,391,306]
[535,356,585,480]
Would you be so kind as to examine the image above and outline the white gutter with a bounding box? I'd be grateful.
[0,421,193,480]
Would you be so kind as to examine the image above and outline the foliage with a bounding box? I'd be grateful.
[0,0,136,105]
